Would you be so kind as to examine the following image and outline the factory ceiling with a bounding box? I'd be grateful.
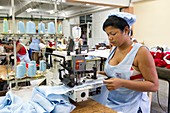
[0,0,154,19]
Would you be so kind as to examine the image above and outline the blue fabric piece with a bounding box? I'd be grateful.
[47,22,56,34]
[18,21,25,33]
[0,91,23,113]
[31,87,76,113]
[109,12,136,27]
[26,21,36,34]
[38,22,46,34]
[52,103,75,113]
[31,87,54,112]
[0,87,76,113]
[14,102,37,113]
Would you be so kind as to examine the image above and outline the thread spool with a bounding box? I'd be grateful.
[30,60,36,75]
[20,62,26,75]
[16,65,25,78]
[28,63,36,77]
[39,60,46,72]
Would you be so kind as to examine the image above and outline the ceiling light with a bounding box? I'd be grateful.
[49,10,55,14]
[85,4,90,6]
[56,1,60,5]
[0,6,3,9]
[26,8,33,13]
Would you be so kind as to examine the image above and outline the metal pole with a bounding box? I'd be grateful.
[13,39,18,89]
[54,2,58,34]
[11,0,15,33]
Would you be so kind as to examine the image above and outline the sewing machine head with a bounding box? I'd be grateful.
[59,55,97,87]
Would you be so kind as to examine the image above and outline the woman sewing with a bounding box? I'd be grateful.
[3,40,30,63]
[100,12,158,113]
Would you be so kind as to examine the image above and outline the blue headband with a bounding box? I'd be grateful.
[109,12,136,27]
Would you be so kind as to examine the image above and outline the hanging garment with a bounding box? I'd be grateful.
[72,26,81,39]
[104,43,150,113]
[47,22,55,34]
[26,21,36,34]
[3,19,9,33]
[17,21,25,34]
[38,22,45,34]
[57,22,62,34]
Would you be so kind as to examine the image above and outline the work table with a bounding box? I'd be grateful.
[71,99,117,113]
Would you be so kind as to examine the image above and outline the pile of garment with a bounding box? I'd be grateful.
[0,86,76,113]
[150,46,170,69]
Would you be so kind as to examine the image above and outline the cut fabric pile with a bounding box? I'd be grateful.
[0,86,76,113]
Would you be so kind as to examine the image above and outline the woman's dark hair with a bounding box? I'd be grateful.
[102,15,129,32]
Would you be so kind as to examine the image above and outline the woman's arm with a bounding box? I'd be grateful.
[3,44,22,53]
[3,44,13,50]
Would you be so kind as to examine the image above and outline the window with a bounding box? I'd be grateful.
[80,14,92,24]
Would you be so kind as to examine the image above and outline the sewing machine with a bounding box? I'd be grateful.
[48,50,106,102]
[58,55,97,87]
[43,37,106,102]
[58,54,106,102]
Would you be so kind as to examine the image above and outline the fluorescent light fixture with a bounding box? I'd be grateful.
[0,6,3,9]
[49,10,55,14]
[56,1,60,5]
[26,8,33,13]
[85,3,90,6]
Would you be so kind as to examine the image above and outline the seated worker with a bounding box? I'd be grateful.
[3,40,30,63]
[57,36,65,45]
[74,37,83,50]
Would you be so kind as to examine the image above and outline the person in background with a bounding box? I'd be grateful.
[29,30,45,63]
[63,36,68,45]
[74,37,83,50]
[3,40,30,63]
[57,36,64,45]
[99,12,158,113]
[130,29,138,43]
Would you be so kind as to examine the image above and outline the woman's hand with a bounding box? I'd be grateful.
[103,78,124,91]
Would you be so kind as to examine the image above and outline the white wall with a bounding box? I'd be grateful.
[62,8,119,48]
[62,16,79,38]
[64,0,170,49]
[133,0,170,48]
[89,8,119,48]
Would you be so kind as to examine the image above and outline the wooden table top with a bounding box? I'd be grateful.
[71,99,117,113]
